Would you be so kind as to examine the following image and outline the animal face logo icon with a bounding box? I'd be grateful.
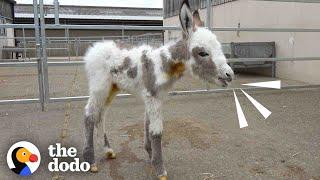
[7,141,41,176]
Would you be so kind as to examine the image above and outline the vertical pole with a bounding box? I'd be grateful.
[39,0,49,110]
[33,0,45,111]
[22,28,27,59]
[76,37,79,57]
[205,0,212,90]
[122,28,124,40]
[206,0,212,29]
[54,0,60,25]
[65,28,70,61]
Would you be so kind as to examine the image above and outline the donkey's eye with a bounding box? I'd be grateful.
[198,52,209,57]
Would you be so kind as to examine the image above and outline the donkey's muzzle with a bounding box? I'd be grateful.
[218,71,234,83]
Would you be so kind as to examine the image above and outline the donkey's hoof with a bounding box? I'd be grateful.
[158,175,168,180]
[90,164,98,173]
[106,149,116,159]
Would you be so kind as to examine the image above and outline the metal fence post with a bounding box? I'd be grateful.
[39,0,50,110]
[22,28,27,59]
[206,0,212,28]
[54,0,60,25]
[33,0,45,111]
[205,0,213,90]
[65,28,70,60]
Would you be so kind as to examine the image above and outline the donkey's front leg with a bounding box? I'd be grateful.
[144,112,152,159]
[144,97,167,179]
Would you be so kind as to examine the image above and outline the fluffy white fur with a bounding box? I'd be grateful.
[83,1,234,178]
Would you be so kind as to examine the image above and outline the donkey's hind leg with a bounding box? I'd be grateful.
[83,78,113,172]
[100,85,119,159]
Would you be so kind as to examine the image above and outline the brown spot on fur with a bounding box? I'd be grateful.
[105,84,119,105]
[169,62,185,78]
[127,66,137,79]
[161,51,185,78]
[141,50,157,96]
[191,46,217,82]
[120,57,131,71]
[110,57,131,74]
[169,40,189,61]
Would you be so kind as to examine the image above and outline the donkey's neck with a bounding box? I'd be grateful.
[167,39,189,62]
[155,39,189,89]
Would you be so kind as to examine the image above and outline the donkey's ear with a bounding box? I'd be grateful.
[179,0,193,37]
[192,10,204,30]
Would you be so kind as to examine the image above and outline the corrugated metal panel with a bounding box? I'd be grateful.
[15,13,163,21]
[14,4,163,17]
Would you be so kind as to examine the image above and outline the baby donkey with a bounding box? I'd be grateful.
[83,0,234,179]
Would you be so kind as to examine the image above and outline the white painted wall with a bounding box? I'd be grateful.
[164,0,320,84]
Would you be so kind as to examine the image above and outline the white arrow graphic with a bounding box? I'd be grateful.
[242,80,281,89]
[233,90,248,128]
[240,89,272,119]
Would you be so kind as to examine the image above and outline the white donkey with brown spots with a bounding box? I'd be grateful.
[83,0,234,179]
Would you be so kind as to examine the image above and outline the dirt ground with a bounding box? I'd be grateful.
[0,65,319,180]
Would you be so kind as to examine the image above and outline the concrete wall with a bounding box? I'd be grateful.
[163,0,320,84]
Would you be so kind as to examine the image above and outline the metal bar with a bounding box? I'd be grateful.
[0,98,40,105]
[0,58,38,62]
[47,84,320,103]
[42,26,320,32]
[49,93,132,102]
[228,57,320,62]
[168,84,320,95]
[206,0,212,28]
[44,25,178,30]
[75,37,79,57]
[33,0,45,111]
[1,84,319,105]
[256,0,320,3]
[211,27,320,32]
[2,23,320,32]
[22,28,27,58]
[1,47,67,50]
[0,61,38,67]
[54,0,59,25]
[1,57,320,67]
[65,28,71,61]
[0,24,36,28]
[39,0,50,110]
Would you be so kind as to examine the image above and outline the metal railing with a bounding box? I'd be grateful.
[0,0,320,111]
[0,33,163,59]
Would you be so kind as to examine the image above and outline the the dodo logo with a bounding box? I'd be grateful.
[7,141,41,176]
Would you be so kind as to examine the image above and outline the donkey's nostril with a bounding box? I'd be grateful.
[225,73,232,82]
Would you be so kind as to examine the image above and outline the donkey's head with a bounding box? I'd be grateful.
[179,0,234,86]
